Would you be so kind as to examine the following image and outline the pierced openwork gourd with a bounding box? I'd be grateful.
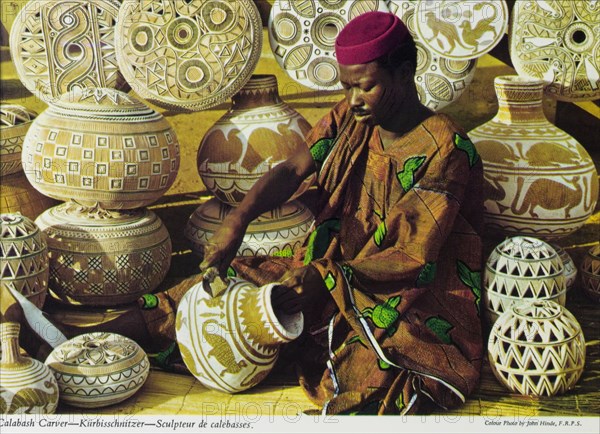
[581,244,600,302]
[550,244,577,292]
[45,332,150,408]
[488,300,586,396]
[0,213,49,308]
[483,236,566,324]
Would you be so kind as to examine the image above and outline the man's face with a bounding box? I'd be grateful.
[339,61,404,127]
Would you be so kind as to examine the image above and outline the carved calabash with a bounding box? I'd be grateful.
[185,198,314,258]
[488,300,586,396]
[510,1,600,102]
[469,76,598,240]
[35,204,172,306]
[0,104,37,177]
[197,75,312,206]
[0,171,59,221]
[176,277,304,393]
[580,244,600,302]
[0,213,49,309]
[483,236,567,325]
[45,332,150,408]
[22,88,180,210]
[0,322,59,414]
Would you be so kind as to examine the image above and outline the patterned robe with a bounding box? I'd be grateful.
[141,99,485,415]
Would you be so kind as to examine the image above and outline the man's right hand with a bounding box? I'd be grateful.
[199,213,247,278]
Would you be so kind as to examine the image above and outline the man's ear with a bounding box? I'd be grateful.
[395,61,414,81]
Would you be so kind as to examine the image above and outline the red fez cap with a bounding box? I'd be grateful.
[335,11,409,65]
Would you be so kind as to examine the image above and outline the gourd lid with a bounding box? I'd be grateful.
[492,300,583,344]
[486,236,564,278]
[49,88,157,119]
[1,213,41,240]
[0,104,37,128]
[46,332,147,374]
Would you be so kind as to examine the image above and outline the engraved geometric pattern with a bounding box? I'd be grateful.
[1,105,38,177]
[388,1,477,111]
[483,236,567,324]
[0,213,49,309]
[469,76,599,240]
[551,244,577,292]
[35,206,172,306]
[185,198,314,258]
[115,0,263,111]
[414,0,509,60]
[197,75,313,205]
[511,0,600,102]
[9,0,127,104]
[176,278,303,393]
[21,88,181,210]
[488,300,586,397]
[45,332,150,408]
[268,0,389,90]
[0,172,59,222]
[580,244,600,302]
[0,323,60,415]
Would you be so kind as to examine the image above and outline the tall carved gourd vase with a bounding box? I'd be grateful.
[197,74,312,205]
[0,322,59,414]
[188,74,314,257]
[468,76,598,240]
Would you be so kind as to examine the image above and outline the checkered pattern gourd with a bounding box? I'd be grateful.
[488,300,585,396]
[21,88,180,210]
[483,236,566,324]
[0,213,48,308]
[581,244,600,302]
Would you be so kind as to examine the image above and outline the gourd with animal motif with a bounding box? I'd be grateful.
[176,277,304,393]
[469,76,598,240]
[197,75,313,206]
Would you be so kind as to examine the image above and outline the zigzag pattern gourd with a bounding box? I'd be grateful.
[488,300,586,397]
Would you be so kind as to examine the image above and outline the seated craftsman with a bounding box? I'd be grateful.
[137,11,485,415]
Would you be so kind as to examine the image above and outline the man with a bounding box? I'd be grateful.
[2,11,484,415]
[139,11,485,414]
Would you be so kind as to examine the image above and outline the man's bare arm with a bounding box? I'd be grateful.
[200,145,316,276]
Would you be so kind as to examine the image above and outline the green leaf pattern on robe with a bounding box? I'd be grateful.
[396,155,426,192]
[453,133,479,168]
[416,262,437,287]
[303,219,341,264]
[310,137,335,171]
[457,260,482,315]
[425,316,454,345]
